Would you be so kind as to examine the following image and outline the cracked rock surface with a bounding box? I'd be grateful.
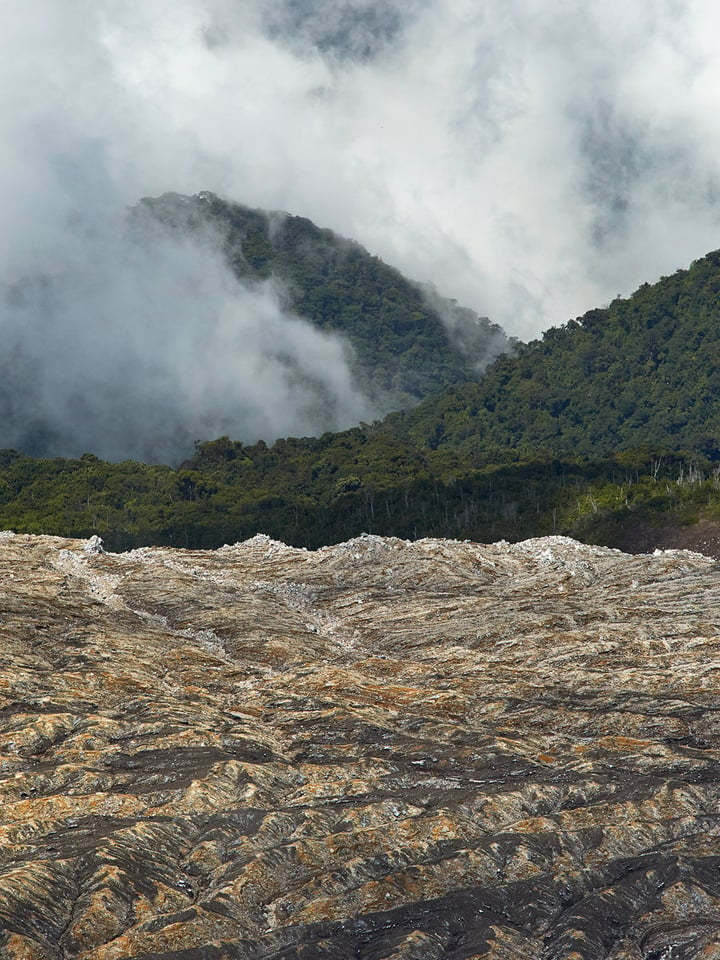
[1,531,720,958]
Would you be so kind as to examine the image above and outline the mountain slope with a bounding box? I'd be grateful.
[5,237,720,554]
[389,250,720,462]
[136,191,510,409]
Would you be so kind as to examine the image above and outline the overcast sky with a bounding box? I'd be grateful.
[8,0,718,335]
[2,1,720,457]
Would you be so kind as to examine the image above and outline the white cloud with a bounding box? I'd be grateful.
[1,216,372,462]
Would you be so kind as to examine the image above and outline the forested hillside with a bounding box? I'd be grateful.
[389,250,720,462]
[136,192,510,408]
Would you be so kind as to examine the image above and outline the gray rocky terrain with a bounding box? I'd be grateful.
[1,531,720,958]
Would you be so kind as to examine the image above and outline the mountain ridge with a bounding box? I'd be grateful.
[135,190,511,410]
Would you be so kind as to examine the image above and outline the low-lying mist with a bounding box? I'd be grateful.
[0,211,374,464]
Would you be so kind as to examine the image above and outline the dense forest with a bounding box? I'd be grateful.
[4,230,720,554]
[0,437,718,554]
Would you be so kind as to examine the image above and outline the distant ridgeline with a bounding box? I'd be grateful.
[4,241,720,553]
[134,191,511,410]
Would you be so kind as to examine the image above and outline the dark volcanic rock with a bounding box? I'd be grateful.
[1,531,720,958]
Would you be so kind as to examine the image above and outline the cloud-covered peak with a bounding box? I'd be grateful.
[2,0,720,462]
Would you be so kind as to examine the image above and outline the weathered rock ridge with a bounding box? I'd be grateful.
[1,531,720,959]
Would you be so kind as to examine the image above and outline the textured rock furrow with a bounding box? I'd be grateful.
[0,533,719,957]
